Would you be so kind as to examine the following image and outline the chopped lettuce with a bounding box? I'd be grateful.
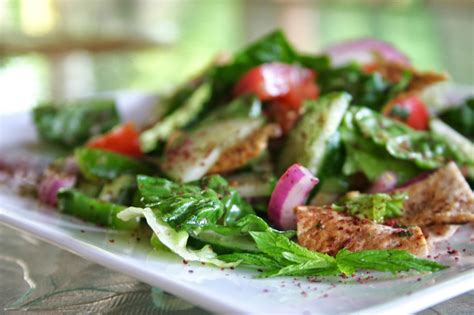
[137,175,254,229]
[33,99,119,147]
[340,110,420,183]
[317,64,409,110]
[117,207,236,267]
[75,148,153,181]
[341,107,471,183]
[351,107,467,169]
[332,192,408,223]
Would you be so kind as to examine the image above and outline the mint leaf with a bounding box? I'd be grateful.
[336,249,447,275]
[249,231,335,266]
[258,261,339,278]
[218,253,281,270]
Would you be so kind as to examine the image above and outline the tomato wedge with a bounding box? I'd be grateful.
[383,95,430,130]
[234,63,319,110]
[87,122,142,158]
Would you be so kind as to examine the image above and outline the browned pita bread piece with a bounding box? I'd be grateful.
[207,124,281,174]
[296,205,428,256]
[368,60,448,94]
[395,162,474,227]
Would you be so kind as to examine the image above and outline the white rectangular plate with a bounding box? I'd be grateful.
[1,109,474,315]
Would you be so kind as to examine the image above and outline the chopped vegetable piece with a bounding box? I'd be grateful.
[32,99,119,147]
[87,123,142,158]
[58,189,139,230]
[268,164,319,230]
[140,82,211,153]
[383,95,430,130]
[161,118,263,182]
[117,207,236,267]
[367,171,398,193]
[38,157,78,206]
[137,175,254,229]
[234,63,319,109]
[323,38,410,67]
[75,147,153,181]
[332,191,408,223]
[278,92,351,175]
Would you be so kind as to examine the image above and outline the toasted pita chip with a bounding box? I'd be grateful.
[207,124,281,174]
[368,60,448,94]
[396,162,474,226]
[296,205,428,256]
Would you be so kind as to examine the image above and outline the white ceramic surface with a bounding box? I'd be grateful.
[1,110,473,315]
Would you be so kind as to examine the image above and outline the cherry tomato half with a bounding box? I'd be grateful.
[383,95,430,130]
[234,63,319,110]
[87,122,142,158]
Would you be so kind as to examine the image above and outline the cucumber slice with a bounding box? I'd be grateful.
[430,118,474,164]
[162,118,264,182]
[278,92,351,175]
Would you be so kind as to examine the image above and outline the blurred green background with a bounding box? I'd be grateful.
[0,0,473,114]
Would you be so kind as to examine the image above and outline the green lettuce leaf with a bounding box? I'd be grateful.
[318,64,394,110]
[340,110,420,183]
[332,192,408,223]
[32,99,119,147]
[117,207,237,267]
[75,148,153,181]
[349,106,469,170]
[137,175,254,229]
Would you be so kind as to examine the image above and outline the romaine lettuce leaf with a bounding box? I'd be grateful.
[137,174,255,229]
[75,148,153,181]
[33,99,119,147]
[117,207,236,267]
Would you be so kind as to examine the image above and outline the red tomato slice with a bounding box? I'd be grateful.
[87,122,142,158]
[383,95,430,130]
[234,63,319,109]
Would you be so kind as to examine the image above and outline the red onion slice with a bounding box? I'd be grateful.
[38,157,78,206]
[397,171,433,189]
[38,173,76,206]
[367,171,398,194]
[268,164,319,230]
[323,38,410,67]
